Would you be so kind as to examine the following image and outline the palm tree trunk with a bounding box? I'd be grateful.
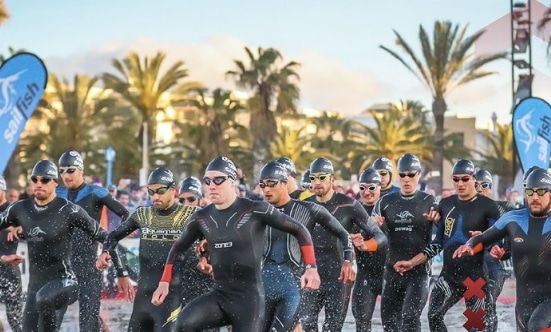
[251,140,270,186]
[432,97,447,194]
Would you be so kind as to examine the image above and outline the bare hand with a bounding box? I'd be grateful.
[453,244,474,259]
[197,256,213,276]
[301,268,321,290]
[490,245,505,260]
[0,254,23,267]
[96,252,111,270]
[151,282,169,306]
[117,276,135,302]
[195,239,208,256]
[350,233,364,248]
[338,261,356,283]
[423,207,440,223]
[7,226,22,241]
[372,216,385,227]
[469,230,482,237]
[393,260,413,275]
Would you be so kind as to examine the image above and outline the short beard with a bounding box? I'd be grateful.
[530,201,551,218]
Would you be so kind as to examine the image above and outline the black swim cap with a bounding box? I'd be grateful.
[310,158,334,174]
[452,159,475,175]
[474,169,493,184]
[179,176,202,197]
[396,153,422,173]
[260,161,288,182]
[31,160,59,180]
[372,157,393,173]
[205,156,237,180]
[147,167,176,188]
[275,157,298,177]
[525,167,551,190]
[58,150,84,170]
[359,167,381,185]
[301,170,311,189]
[523,166,540,187]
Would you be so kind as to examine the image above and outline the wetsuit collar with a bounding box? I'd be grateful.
[400,190,418,200]
[154,202,179,216]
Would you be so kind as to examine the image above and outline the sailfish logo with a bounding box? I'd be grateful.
[515,109,536,153]
[0,70,27,117]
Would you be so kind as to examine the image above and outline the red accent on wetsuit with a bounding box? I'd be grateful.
[160,263,173,283]
[300,244,316,265]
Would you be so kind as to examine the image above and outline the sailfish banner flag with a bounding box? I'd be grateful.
[512,97,551,172]
[0,53,48,174]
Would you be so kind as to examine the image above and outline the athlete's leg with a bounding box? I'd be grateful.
[300,288,324,332]
[526,298,551,332]
[380,271,405,331]
[352,275,380,332]
[176,290,229,331]
[401,273,429,332]
[22,289,40,332]
[484,253,505,332]
[266,278,301,332]
[0,274,23,332]
[76,268,103,331]
[427,276,463,332]
[321,279,347,331]
[35,278,79,331]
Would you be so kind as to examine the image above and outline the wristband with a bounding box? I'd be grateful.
[305,264,317,269]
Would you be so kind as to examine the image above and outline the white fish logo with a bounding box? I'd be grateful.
[515,109,536,153]
[0,70,27,117]
[28,227,46,237]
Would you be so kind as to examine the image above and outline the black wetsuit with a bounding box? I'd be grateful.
[380,185,400,197]
[422,194,499,332]
[0,202,22,332]
[262,199,354,332]
[160,198,317,332]
[103,203,198,332]
[56,184,129,331]
[0,197,107,332]
[351,203,387,332]
[373,190,436,332]
[467,209,551,332]
[303,192,387,332]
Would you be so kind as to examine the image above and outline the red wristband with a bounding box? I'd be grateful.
[160,263,173,283]
[300,244,316,265]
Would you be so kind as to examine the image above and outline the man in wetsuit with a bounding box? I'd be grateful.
[275,157,313,201]
[475,169,517,332]
[151,156,320,331]
[372,157,400,196]
[372,153,438,332]
[0,160,110,332]
[97,167,199,331]
[303,157,387,332]
[259,161,378,332]
[56,150,132,331]
[394,159,500,331]
[0,176,22,332]
[350,167,387,332]
[454,166,551,332]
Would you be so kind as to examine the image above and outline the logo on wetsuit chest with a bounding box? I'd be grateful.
[214,242,233,249]
[444,217,454,237]
[394,210,414,231]
[513,237,524,243]
[27,226,47,242]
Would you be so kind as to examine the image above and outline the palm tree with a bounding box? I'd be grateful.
[174,88,248,175]
[380,21,507,193]
[102,51,197,177]
[226,46,301,183]
[476,123,514,189]
[270,126,317,172]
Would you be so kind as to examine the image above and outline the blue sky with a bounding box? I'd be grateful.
[2,0,551,126]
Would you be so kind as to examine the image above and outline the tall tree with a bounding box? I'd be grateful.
[227,47,301,183]
[380,21,507,193]
[102,51,196,178]
[476,122,514,190]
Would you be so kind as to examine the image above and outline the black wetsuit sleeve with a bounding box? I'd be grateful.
[257,202,314,248]
[103,213,141,253]
[352,201,387,249]
[311,203,354,261]
[70,204,108,242]
[160,216,203,283]
[466,226,507,251]
[99,194,130,220]
[0,204,16,231]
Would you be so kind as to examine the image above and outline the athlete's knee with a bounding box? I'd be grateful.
[174,317,199,332]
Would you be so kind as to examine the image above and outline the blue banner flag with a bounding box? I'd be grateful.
[0,53,48,174]
[512,97,551,172]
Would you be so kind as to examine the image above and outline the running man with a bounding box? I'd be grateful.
[259,161,364,332]
[394,159,500,331]
[373,153,438,332]
[350,167,387,332]
[303,157,387,332]
[0,160,110,332]
[97,167,199,331]
[0,176,22,332]
[56,150,132,331]
[455,166,551,332]
[151,156,320,331]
